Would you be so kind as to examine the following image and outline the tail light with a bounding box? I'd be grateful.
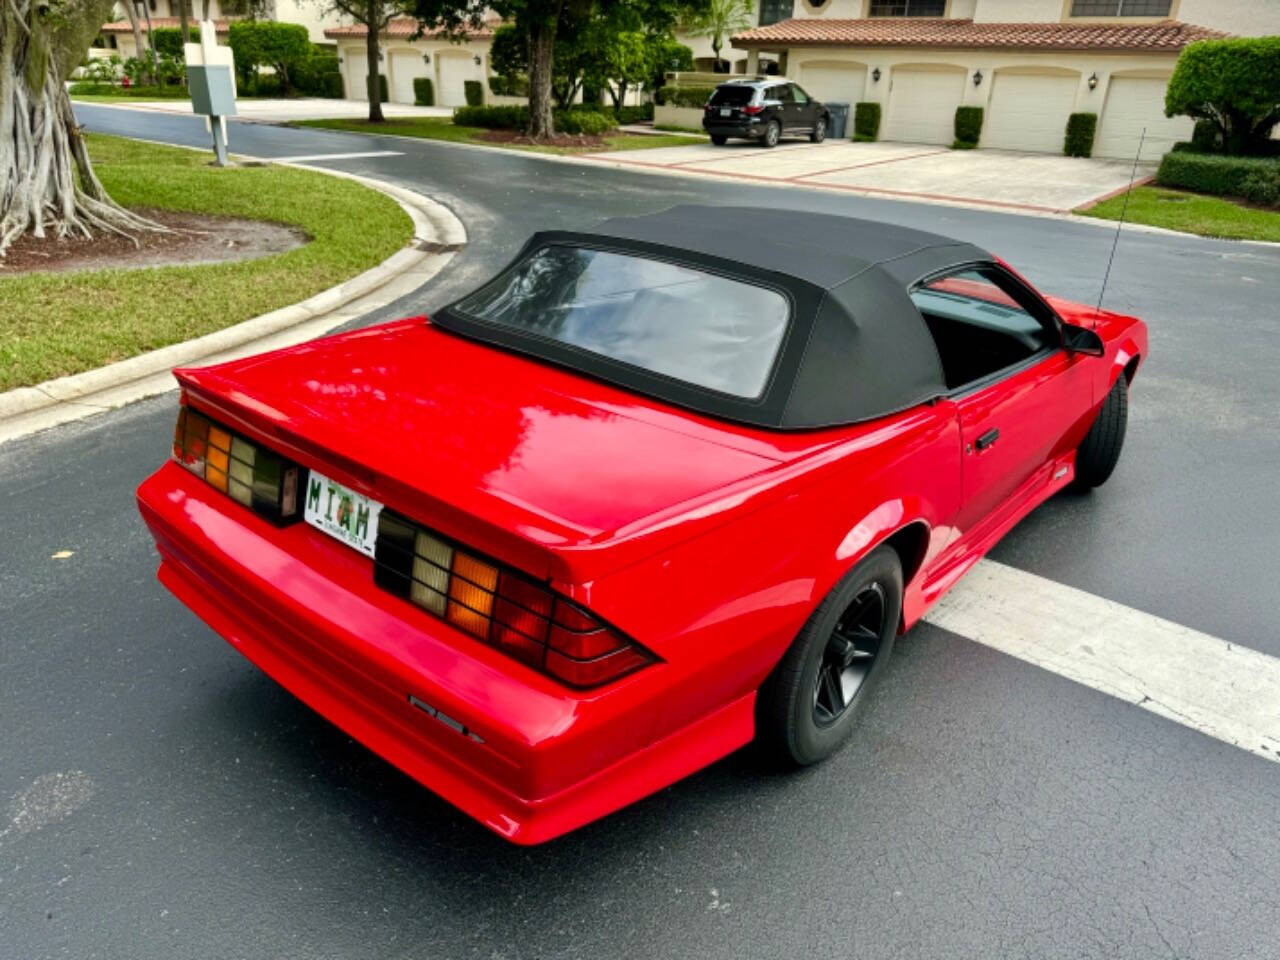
[743,104,764,115]
[374,509,656,689]
[173,406,301,525]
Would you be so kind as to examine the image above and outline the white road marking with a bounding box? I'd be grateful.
[925,559,1280,764]
[268,151,404,163]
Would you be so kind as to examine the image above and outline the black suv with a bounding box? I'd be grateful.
[702,79,829,148]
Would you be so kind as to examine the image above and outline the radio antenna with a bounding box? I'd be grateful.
[1094,127,1146,326]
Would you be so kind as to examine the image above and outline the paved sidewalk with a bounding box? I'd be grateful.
[583,139,1155,212]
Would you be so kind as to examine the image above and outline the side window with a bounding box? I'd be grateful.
[911,268,1054,391]
[769,84,792,103]
[791,85,810,104]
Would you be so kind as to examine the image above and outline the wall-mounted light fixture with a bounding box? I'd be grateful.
[1088,72,1098,90]
[422,52,431,64]
[972,69,983,87]
[377,50,384,61]
[871,67,881,83]
[473,55,482,66]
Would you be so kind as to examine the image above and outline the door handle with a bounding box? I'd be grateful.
[975,428,1000,451]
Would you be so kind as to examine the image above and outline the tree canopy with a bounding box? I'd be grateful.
[1165,37,1280,156]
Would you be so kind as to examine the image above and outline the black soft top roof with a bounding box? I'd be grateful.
[434,206,997,430]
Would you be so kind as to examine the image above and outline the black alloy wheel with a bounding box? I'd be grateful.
[757,545,903,767]
[812,583,886,727]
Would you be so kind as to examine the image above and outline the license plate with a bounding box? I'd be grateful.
[720,107,731,116]
[304,469,383,558]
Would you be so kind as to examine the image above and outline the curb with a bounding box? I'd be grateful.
[0,166,466,447]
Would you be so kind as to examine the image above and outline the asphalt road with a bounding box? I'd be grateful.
[1,105,1278,959]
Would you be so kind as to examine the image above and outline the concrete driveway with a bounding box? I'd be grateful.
[588,139,1154,213]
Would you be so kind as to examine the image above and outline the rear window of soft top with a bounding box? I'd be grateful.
[454,245,790,399]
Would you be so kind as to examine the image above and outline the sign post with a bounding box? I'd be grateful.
[184,21,237,167]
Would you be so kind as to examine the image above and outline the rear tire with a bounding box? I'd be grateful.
[757,546,902,767]
[710,134,727,145]
[1073,376,1128,489]
[762,121,781,148]
[810,118,827,143]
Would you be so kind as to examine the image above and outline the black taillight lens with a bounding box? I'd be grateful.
[374,508,656,688]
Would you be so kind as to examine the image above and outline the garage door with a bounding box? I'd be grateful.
[883,68,965,145]
[346,52,368,101]
[982,72,1078,153]
[798,62,866,105]
[390,51,422,105]
[1095,76,1192,161]
[437,53,470,107]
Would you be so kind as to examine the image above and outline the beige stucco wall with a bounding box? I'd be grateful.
[784,44,1194,155]
[336,37,493,105]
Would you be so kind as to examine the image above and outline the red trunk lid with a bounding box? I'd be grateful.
[176,319,798,580]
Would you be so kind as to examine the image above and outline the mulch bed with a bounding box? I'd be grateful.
[1,208,308,276]
[479,129,611,149]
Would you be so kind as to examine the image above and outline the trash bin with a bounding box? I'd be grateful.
[824,101,849,140]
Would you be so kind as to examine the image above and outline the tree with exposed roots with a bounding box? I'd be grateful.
[1,0,161,256]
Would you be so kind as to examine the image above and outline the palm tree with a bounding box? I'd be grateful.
[689,0,755,73]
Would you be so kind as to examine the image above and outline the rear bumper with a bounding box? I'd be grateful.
[137,462,753,844]
[703,119,765,138]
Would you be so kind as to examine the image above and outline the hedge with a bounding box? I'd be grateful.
[464,79,484,106]
[293,53,342,98]
[452,104,616,135]
[655,85,715,108]
[953,106,982,149]
[489,75,528,97]
[853,101,880,142]
[414,76,434,106]
[613,103,653,124]
[151,27,197,59]
[1157,151,1280,208]
[1064,112,1097,158]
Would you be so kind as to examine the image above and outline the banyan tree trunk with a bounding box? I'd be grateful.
[1,0,164,257]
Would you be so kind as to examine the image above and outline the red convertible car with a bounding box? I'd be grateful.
[137,207,1146,844]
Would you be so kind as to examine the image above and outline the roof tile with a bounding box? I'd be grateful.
[732,17,1225,51]
[323,17,500,40]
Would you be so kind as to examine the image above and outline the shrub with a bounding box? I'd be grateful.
[452,104,616,135]
[152,27,197,60]
[953,105,982,149]
[1190,118,1221,153]
[379,73,388,103]
[1064,112,1097,158]
[1165,36,1280,155]
[655,85,715,108]
[1157,151,1280,208]
[227,21,310,94]
[853,101,880,142]
[293,52,343,98]
[453,104,527,128]
[556,109,614,135]
[414,76,435,106]
[488,74,527,97]
[464,79,484,106]
[613,103,653,124]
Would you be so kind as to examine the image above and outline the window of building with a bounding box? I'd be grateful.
[759,0,795,26]
[868,0,947,16]
[1069,0,1173,15]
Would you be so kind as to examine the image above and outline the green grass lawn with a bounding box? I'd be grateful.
[1080,185,1280,243]
[0,133,412,392]
[290,117,705,154]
